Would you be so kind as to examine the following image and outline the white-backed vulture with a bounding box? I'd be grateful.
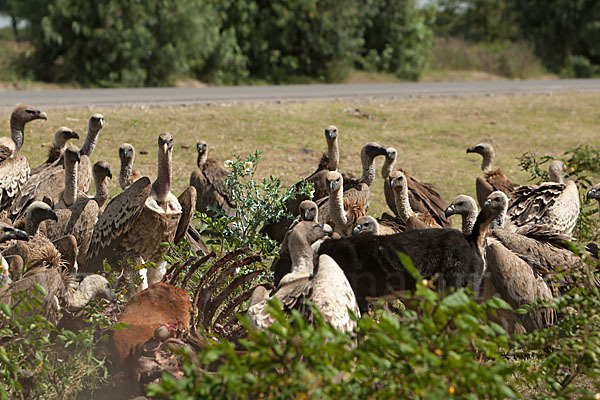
[9,114,103,220]
[190,139,235,218]
[45,160,113,267]
[30,127,80,176]
[382,147,451,228]
[445,195,478,235]
[0,267,114,324]
[508,160,579,235]
[466,142,518,208]
[0,221,29,284]
[118,143,142,190]
[250,221,358,332]
[0,105,47,211]
[390,170,440,230]
[317,192,506,312]
[84,133,194,288]
[352,214,404,236]
[322,171,366,236]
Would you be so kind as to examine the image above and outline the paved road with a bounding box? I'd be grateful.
[1,79,600,108]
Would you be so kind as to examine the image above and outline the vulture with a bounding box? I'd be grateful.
[317,192,506,312]
[0,267,115,324]
[45,159,113,267]
[466,142,518,208]
[382,147,451,228]
[0,222,29,284]
[508,160,579,236]
[322,171,366,236]
[249,221,359,332]
[9,114,104,220]
[445,195,478,235]
[0,105,47,211]
[83,133,194,288]
[190,139,235,217]
[587,183,600,224]
[390,170,440,230]
[352,215,405,237]
[30,127,80,176]
[118,143,142,190]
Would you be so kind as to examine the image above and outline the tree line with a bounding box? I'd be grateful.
[0,0,598,87]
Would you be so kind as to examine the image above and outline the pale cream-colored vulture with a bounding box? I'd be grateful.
[352,214,404,236]
[382,147,451,228]
[320,171,366,236]
[190,139,235,217]
[0,105,47,211]
[84,133,193,288]
[445,195,478,235]
[0,267,114,324]
[466,142,518,208]
[508,160,579,236]
[30,127,80,176]
[45,160,113,267]
[390,170,440,230]
[250,221,359,332]
[118,143,142,190]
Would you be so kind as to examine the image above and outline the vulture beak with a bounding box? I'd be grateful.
[386,150,395,159]
[328,181,335,194]
[162,142,168,154]
[444,205,455,219]
[325,130,337,140]
[302,208,316,222]
[39,111,48,120]
[483,198,492,208]
[1,226,29,243]
[48,209,59,222]
[74,151,81,163]
[587,188,597,200]
[106,168,113,179]
[320,224,333,237]
[466,146,475,153]
[390,177,397,187]
[68,130,80,140]
[352,225,361,237]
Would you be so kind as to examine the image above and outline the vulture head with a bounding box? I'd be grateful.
[93,160,113,180]
[159,132,174,155]
[119,143,135,162]
[288,221,333,252]
[352,215,379,236]
[324,125,338,141]
[483,191,509,219]
[445,195,478,219]
[587,183,600,202]
[11,104,47,125]
[54,127,80,147]
[466,142,496,170]
[326,171,343,195]
[64,144,81,166]
[299,200,318,222]
[196,139,208,156]
[0,222,29,244]
[389,170,407,191]
[26,201,58,228]
[362,142,388,161]
[89,114,105,133]
[548,160,567,184]
[385,147,397,162]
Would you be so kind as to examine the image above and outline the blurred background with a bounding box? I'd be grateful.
[0,0,598,89]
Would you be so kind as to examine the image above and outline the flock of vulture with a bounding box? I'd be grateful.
[0,104,597,338]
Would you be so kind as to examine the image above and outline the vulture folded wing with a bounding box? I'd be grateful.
[475,176,495,209]
[9,164,64,219]
[405,173,451,228]
[0,155,29,211]
[174,186,197,245]
[83,177,152,272]
[77,155,92,193]
[203,160,234,209]
[378,212,406,234]
[484,169,518,198]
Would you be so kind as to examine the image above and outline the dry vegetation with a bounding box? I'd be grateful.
[2,92,599,223]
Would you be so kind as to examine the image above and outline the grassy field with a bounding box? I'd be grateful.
[1,92,599,227]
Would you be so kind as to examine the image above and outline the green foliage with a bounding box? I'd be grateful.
[0,286,110,399]
[358,0,434,80]
[197,151,312,258]
[21,0,246,87]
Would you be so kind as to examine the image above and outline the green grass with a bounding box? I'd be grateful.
[2,92,599,227]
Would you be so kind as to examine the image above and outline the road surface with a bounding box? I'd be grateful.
[1,79,600,108]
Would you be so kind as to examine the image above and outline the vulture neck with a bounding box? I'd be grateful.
[490,203,508,229]
[9,115,25,153]
[152,148,172,205]
[63,160,79,207]
[381,156,396,179]
[329,185,348,229]
[94,175,110,208]
[359,149,377,186]
[24,216,42,236]
[119,158,134,189]
[326,138,339,171]
[549,170,564,184]
[289,238,315,276]
[197,150,208,169]
[481,153,494,171]
[393,185,414,222]
[80,125,101,157]
[66,279,101,311]
[469,207,497,252]
[461,209,478,236]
